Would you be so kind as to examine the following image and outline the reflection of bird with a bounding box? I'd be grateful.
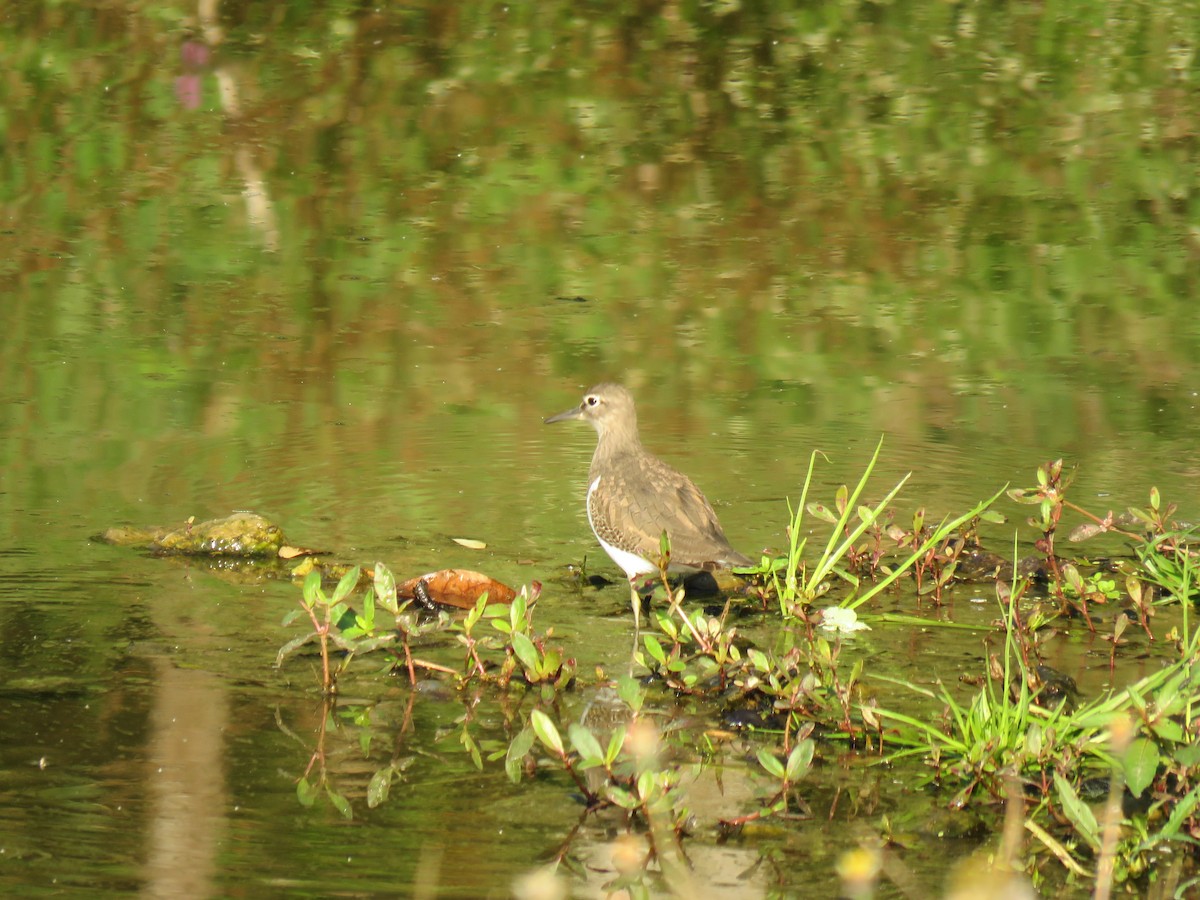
[545,383,751,627]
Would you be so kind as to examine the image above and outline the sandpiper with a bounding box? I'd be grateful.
[546,383,751,627]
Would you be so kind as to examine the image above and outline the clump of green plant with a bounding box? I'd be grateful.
[274,456,1200,894]
[277,564,457,693]
[1013,464,1200,631]
[277,562,571,696]
[871,540,1200,887]
[496,671,819,895]
[758,439,1006,621]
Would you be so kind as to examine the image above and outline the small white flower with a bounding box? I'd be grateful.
[819,606,871,634]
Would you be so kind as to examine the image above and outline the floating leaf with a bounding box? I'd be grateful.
[806,502,837,524]
[398,569,516,609]
[1068,522,1104,542]
[452,537,487,549]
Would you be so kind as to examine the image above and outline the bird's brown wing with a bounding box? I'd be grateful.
[590,454,750,570]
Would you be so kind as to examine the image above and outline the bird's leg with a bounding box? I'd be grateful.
[628,577,642,632]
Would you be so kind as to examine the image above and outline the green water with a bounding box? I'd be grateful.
[2,1,1198,896]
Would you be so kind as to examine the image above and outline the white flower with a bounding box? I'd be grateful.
[819,606,871,634]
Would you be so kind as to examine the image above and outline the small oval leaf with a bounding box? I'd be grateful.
[530,710,564,756]
[1124,737,1160,799]
[756,748,786,779]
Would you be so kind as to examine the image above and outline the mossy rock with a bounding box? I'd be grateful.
[100,512,287,557]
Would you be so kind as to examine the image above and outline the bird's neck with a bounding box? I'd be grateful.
[591,427,644,469]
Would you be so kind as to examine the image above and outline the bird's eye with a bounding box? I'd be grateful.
[586,396,599,407]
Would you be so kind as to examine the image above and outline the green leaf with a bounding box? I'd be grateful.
[1053,772,1099,850]
[636,769,656,801]
[511,632,541,673]
[748,648,770,672]
[530,710,564,756]
[332,566,361,604]
[806,502,837,524]
[302,569,323,607]
[374,562,398,614]
[756,748,786,779]
[296,776,317,807]
[1161,783,1200,838]
[606,785,639,809]
[461,728,483,770]
[275,633,314,666]
[605,725,627,765]
[568,723,604,765]
[505,726,536,784]
[642,633,666,665]
[464,594,487,630]
[359,588,376,631]
[326,787,354,820]
[1123,737,1160,799]
[281,608,303,627]
[617,674,644,713]
[785,740,815,782]
[1173,742,1200,767]
[367,768,392,808]
[1149,718,1185,744]
[509,593,527,631]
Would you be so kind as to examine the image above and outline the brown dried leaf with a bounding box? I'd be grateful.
[398,569,516,609]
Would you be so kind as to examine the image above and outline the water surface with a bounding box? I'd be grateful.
[2,1,1198,896]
